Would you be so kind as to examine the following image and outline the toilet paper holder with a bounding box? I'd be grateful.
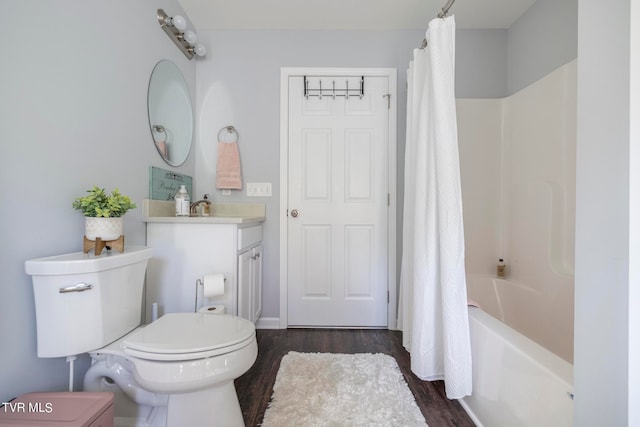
[195,276,226,285]
[194,276,226,312]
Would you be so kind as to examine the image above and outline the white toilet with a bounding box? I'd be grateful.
[25,246,257,427]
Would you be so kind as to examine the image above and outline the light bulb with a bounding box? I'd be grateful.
[184,30,197,44]
[172,15,187,31]
[194,43,206,57]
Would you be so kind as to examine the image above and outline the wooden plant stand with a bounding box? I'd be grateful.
[83,235,124,256]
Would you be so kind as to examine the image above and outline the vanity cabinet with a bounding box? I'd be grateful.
[144,221,263,324]
[238,244,262,323]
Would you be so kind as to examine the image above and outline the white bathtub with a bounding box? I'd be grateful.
[460,275,574,427]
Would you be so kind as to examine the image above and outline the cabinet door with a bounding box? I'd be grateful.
[251,245,263,322]
[146,223,237,321]
[238,250,252,321]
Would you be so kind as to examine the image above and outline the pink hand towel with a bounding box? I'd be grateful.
[216,141,243,189]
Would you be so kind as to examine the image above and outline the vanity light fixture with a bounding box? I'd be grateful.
[157,9,206,60]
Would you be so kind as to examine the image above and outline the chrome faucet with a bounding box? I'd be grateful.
[190,197,211,215]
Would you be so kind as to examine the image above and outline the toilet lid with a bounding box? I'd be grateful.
[122,313,255,360]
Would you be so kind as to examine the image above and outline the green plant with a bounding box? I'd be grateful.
[72,186,136,218]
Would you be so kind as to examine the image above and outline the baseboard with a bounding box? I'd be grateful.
[254,317,399,330]
[256,317,282,329]
[458,398,483,427]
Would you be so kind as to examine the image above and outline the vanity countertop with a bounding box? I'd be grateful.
[142,199,265,225]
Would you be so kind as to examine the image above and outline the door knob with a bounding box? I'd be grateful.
[290,209,299,218]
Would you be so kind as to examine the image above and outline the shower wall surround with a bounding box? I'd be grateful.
[458,60,577,362]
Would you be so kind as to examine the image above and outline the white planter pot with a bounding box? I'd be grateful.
[85,217,124,241]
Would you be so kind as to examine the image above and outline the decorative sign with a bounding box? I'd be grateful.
[149,166,193,201]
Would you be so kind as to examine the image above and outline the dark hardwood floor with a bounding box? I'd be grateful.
[234,329,475,426]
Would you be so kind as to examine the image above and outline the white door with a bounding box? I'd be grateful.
[287,74,390,327]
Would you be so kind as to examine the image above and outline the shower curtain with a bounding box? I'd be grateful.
[398,15,472,399]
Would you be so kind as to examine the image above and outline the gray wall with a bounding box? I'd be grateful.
[575,0,637,424]
[192,4,579,321]
[507,0,578,95]
[0,0,195,402]
[3,0,613,419]
[457,30,507,98]
[193,29,508,319]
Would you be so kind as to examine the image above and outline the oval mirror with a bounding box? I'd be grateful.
[147,60,193,166]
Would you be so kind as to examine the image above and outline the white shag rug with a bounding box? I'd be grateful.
[261,352,428,426]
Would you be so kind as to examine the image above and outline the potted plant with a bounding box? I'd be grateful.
[73,186,136,241]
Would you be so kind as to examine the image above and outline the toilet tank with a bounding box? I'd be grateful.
[25,246,153,358]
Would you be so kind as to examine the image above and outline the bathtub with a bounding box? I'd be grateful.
[460,274,574,427]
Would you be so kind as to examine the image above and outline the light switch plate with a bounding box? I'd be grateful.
[246,182,272,197]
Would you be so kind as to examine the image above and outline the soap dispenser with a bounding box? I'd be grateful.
[201,194,211,216]
[175,185,190,217]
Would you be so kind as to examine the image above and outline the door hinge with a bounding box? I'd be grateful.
[387,290,390,304]
[387,193,390,206]
[383,94,391,110]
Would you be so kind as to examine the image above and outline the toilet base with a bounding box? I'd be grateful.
[167,381,244,427]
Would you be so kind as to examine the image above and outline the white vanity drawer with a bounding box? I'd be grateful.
[238,225,262,251]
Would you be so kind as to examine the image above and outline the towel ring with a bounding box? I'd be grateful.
[152,124,167,142]
[217,125,238,143]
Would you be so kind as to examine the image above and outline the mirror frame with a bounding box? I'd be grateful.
[147,60,193,166]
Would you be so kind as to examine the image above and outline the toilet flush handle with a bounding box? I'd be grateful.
[59,282,93,294]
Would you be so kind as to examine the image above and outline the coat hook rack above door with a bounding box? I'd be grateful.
[303,76,365,100]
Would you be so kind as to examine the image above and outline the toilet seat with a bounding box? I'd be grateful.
[86,312,258,395]
[122,312,255,362]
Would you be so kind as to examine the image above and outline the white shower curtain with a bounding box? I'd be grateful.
[398,15,472,399]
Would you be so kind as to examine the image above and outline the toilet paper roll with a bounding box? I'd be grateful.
[202,274,225,298]
[199,305,226,314]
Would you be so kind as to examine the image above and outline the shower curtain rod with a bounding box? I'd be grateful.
[420,0,456,48]
[438,0,456,18]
